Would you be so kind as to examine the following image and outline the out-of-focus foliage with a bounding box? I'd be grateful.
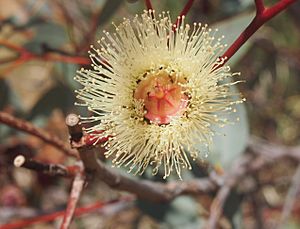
[0,0,300,228]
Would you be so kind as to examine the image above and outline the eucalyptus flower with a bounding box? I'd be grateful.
[75,10,244,179]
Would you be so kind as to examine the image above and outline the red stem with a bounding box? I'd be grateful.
[144,0,153,10]
[0,40,90,66]
[222,0,297,64]
[179,0,195,17]
[60,172,85,229]
[42,53,90,65]
[0,40,28,53]
[0,197,133,229]
[174,0,195,25]
[255,0,265,14]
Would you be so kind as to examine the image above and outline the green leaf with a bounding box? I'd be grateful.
[137,200,169,222]
[204,12,253,168]
[0,79,9,110]
[97,0,123,27]
[218,0,253,15]
[24,22,67,55]
[209,98,249,169]
[137,196,202,229]
[212,11,255,65]
[0,124,11,141]
[15,17,45,30]
[54,63,80,90]
[137,171,203,228]
[195,85,249,169]
[165,0,183,19]
[33,22,67,47]
[162,196,203,229]
[27,83,75,120]
[0,79,24,140]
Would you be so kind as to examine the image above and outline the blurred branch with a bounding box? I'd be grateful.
[72,133,300,228]
[54,0,122,52]
[66,114,300,204]
[13,155,80,177]
[0,111,78,158]
[9,113,300,228]
[207,154,251,229]
[0,56,19,65]
[60,169,85,229]
[42,53,90,65]
[222,0,297,64]
[206,137,300,229]
[53,0,81,51]
[287,2,300,32]
[0,40,28,53]
[0,198,133,229]
[249,183,265,229]
[77,10,100,52]
[79,144,218,203]
[248,136,300,162]
[277,165,300,229]
[66,113,218,203]
[0,39,90,71]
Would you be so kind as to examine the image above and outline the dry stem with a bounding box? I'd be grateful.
[0,111,78,158]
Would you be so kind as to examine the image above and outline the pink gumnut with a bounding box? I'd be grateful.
[134,70,188,124]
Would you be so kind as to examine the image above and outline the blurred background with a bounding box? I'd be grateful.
[0,0,300,228]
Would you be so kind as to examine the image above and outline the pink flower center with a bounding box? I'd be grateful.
[134,70,188,124]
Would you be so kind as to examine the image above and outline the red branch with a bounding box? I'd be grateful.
[144,0,153,10]
[0,111,78,158]
[222,0,297,64]
[41,53,90,65]
[0,197,133,229]
[255,0,265,14]
[0,40,90,69]
[174,0,195,26]
[60,170,85,229]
